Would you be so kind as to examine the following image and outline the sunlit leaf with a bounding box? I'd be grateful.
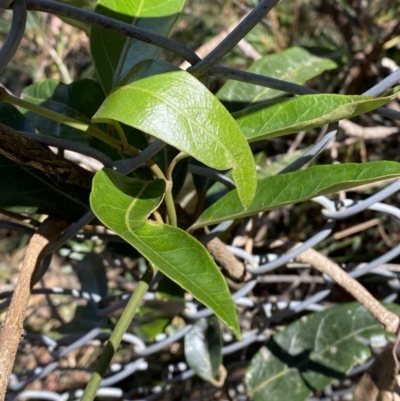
[93,60,257,209]
[90,0,185,93]
[217,47,337,112]
[246,303,400,401]
[191,161,400,230]
[90,168,241,338]
[235,89,399,142]
[185,316,223,385]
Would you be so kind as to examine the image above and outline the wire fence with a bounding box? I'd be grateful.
[1,0,400,400]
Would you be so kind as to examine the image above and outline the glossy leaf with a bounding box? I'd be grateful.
[217,47,337,111]
[93,60,257,209]
[246,302,400,401]
[90,169,240,338]
[191,161,400,230]
[235,90,399,142]
[90,0,184,94]
[185,316,223,385]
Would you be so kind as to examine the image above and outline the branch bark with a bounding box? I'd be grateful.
[0,217,69,401]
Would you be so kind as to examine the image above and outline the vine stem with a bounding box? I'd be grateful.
[81,265,157,401]
[164,152,188,227]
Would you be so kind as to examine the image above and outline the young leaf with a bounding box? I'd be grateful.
[217,46,337,111]
[235,90,399,142]
[185,316,223,386]
[191,161,400,230]
[90,169,241,338]
[246,302,400,401]
[90,0,185,94]
[92,60,257,209]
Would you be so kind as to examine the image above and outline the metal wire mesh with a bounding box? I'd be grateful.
[1,0,400,400]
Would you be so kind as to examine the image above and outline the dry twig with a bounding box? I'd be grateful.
[290,243,400,334]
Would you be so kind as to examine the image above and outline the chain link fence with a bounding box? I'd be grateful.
[1,0,400,399]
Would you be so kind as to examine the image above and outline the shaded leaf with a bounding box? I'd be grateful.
[185,316,223,386]
[54,253,107,334]
[90,168,240,338]
[0,103,35,132]
[93,60,257,209]
[0,155,90,219]
[235,89,399,142]
[217,47,337,112]
[191,161,400,230]
[246,303,400,401]
[21,79,105,144]
[73,252,108,298]
[0,106,89,219]
[90,0,184,94]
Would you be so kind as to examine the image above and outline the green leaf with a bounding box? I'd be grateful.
[90,168,241,338]
[185,316,223,385]
[0,103,35,132]
[191,161,400,230]
[235,90,399,142]
[20,79,148,159]
[90,0,185,94]
[0,155,90,219]
[54,0,97,31]
[54,0,96,10]
[246,302,400,401]
[217,47,337,112]
[73,252,108,298]
[93,60,257,209]
[21,79,105,144]
[0,105,89,219]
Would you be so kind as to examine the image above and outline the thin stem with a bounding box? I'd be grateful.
[1,88,123,150]
[166,152,188,182]
[164,152,188,227]
[164,186,177,227]
[81,265,156,401]
[113,121,135,154]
